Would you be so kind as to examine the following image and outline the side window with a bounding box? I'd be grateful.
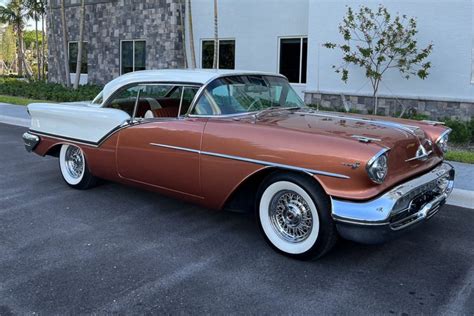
[107,85,141,116]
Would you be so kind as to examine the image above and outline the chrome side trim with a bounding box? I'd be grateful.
[29,131,99,147]
[150,143,200,154]
[149,143,350,179]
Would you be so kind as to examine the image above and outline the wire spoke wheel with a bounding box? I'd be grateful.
[64,146,84,179]
[269,190,313,243]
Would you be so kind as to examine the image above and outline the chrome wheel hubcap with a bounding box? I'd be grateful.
[269,190,313,243]
[65,146,84,179]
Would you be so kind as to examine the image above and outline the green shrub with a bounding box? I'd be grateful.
[0,78,102,102]
[469,117,474,143]
[444,118,471,144]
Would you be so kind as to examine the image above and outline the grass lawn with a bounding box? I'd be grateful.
[0,95,50,106]
[446,150,474,164]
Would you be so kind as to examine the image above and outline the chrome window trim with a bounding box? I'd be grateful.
[149,143,350,179]
[184,73,289,117]
[102,82,202,109]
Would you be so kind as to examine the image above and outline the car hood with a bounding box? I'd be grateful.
[251,108,442,171]
[254,109,424,147]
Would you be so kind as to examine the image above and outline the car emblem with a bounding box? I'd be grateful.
[342,162,360,169]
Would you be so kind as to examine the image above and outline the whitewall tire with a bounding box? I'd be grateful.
[59,144,97,189]
[257,172,337,259]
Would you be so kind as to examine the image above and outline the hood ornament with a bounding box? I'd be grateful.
[406,144,432,162]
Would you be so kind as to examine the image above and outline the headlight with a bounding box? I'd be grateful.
[367,150,389,184]
[436,129,451,153]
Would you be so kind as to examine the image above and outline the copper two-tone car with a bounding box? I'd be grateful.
[22,69,455,259]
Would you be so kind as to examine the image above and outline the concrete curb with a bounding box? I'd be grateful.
[0,115,30,128]
[447,189,474,209]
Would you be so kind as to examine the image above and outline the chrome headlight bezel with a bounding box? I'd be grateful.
[366,149,389,184]
[436,129,451,153]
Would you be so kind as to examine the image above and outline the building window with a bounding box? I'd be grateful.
[279,37,307,84]
[201,39,235,69]
[68,42,88,74]
[121,40,146,74]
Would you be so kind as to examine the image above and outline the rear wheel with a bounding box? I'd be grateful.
[256,172,337,260]
[59,144,97,189]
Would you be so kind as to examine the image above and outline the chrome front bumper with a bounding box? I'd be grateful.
[22,132,40,152]
[331,162,455,244]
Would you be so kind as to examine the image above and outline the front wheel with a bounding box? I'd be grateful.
[59,144,97,189]
[257,172,337,260]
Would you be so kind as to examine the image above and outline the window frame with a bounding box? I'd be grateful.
[120,39,147,75]
[187,74,301,118]
[200,38,236,69]
[102,82,202,121]
[277,36,308,84]
[68,41,89,74]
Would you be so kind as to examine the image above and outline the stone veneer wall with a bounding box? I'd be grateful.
[304,92,474,122]
[47,0,185,85]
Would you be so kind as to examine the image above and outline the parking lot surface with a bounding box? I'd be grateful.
[1,123,473,315]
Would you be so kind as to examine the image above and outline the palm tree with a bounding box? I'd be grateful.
[0,0,28,77]
[212,0,218,69]
[187,0,196,68]
[73,0,85,89]
[26,0,45,80]
[41,2,45,80]
[60,0,71,87]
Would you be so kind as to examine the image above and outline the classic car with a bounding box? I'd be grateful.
[22,69,455,259]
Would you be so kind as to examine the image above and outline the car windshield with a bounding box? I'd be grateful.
[91,91,104,105]
[191,75,305,116]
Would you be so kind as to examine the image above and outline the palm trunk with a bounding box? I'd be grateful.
[60,0,71,87]
[17,28,23,77]
[41,13,46,80]
[212,0,218,69]
[35,12,40,81]
[187,0,196,68]
[179,0,187,68]
[74,0,85,90]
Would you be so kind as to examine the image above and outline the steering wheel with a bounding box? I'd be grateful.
[247,98,264,112]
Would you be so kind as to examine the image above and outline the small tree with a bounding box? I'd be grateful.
[324,5,433,114]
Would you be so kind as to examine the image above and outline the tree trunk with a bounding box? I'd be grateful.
[17,28,23,77]
[212,0,218,69]
[60,0,71,87]
[180,0,187,68]
[74,0,85,90]
[187,0,196,68]
[35,12,40,81]
[41,13,46,80]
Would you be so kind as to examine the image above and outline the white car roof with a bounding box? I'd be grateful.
[101,69,286,102]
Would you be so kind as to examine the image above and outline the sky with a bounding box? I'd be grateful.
[0,0,44,30]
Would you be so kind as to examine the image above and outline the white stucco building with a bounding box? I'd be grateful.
[187,0,474,119]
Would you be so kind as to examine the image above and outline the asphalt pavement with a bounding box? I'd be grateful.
[1,123,473,315]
